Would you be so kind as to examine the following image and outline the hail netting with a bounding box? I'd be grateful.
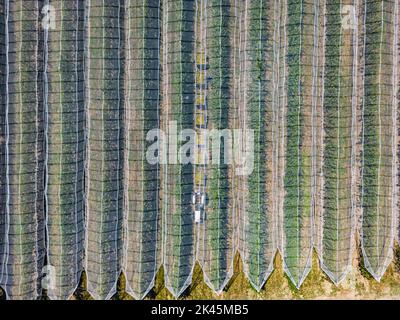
[360,0,398,281]
[278,0,315,289]
[194,0,236,294]
[161,0,196,298]
[85,0,124,300]
[0,0,6,297]
[395,0,400,246]
[313,0,357,285]
[123,0,161,300]
[0,0,46,299]
[0,0,400,300]
[44,0,85,300]
[237,0,278,291]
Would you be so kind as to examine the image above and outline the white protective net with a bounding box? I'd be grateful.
[278,0,314,289]
[0,0,46,299]
[85,0,124,300]
[237,0,278,291]
[44,0,85,300]
[360,0,398,281]
[193,0,236,294]
[0,0,399,300]
[0,0,6,298]
[123,0,162,300]
[314,0,356,285]
[161,0,197,298]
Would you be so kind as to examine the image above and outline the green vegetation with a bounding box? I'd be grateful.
[361,0,396,280]
[241,0,275,290]
[46,0,85,300]
[201,0,233,293]
[124,0,161,300]
[320,0,354,284]
[85,0,124,300]
[0,0,399,301]
[2,1,45,299]
[283,0,313,288]
[0,0,6,288]
[162,0,195,297]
